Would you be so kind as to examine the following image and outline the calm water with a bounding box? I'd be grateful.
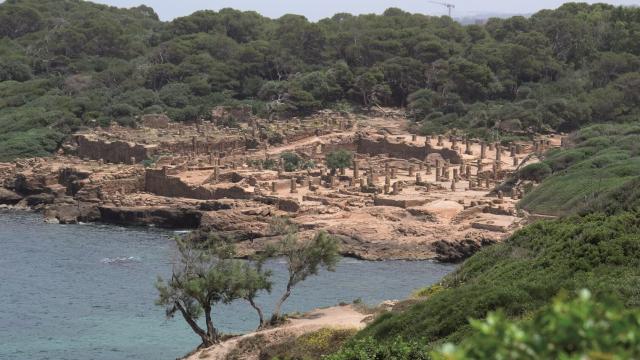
[0,210,456,360]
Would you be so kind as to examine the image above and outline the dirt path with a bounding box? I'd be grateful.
[186,305,368,360]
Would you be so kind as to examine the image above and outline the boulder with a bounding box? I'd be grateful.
[0,188,22,205]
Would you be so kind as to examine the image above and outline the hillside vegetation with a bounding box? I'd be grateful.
[3,1,640,159]
[324,211,640,359]
[519,123,640,216]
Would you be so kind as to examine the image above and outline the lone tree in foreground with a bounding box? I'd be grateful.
[267,217,340,324]
[155,234,270,347]
[156,217,340,345]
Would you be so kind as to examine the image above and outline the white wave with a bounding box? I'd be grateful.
[100,256,142,264]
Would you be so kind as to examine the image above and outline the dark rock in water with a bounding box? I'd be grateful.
[45,202,101,224]
[433,237,496,263]
[98,206,202,228]
[0,188,22,205]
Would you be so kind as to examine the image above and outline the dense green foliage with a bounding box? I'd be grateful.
[328,211,640,358]
[325,149,353,171]
[3,1,640,160]
[519,123,640,215]
[434,290,640,360]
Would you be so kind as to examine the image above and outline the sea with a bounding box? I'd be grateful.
[0,210,456,360]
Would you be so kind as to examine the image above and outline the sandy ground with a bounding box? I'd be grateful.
[186,305,368,360]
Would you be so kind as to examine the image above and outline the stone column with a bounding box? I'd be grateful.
[412,134,417,142]
[408,165,415,177]
[353,161,360,180]
[271,181,277,194]
[290,178,298,193]
[370,168,378,184]
[450,179,456,191]
[391,167,397,179]
[492,162,498,180]
[496,144,502,163]
[477,159,483,173]
[465,140,472,155]
[451,138,457,150]
[485,177,490,188]
[513,157,519,167]
[416,172,422,184]
[510,145,516,157]
[435,166,441,182]
[213,166,219,183]
[466,166,471,179]
[437,135,444,146]
[453,168,459,182]
[480,142,487,159]
[426,163,432,175]
[360,177,367,189]
[392,182,400,195]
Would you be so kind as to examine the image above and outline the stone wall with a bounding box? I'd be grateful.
[75,135,152,164]
[356,137,462,164]
[145,169,252,200]
[158,138,246,156]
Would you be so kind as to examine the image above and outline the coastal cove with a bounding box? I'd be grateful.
[0,210,456,360]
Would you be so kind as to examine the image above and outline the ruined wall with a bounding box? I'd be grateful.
[145,169,252,200]
[356,138,462,164]
[75,135,152,164]
[158,138,246,156]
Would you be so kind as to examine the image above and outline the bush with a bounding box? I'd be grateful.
[434,290,640,360]
[326,336,430,360]
[518,163,551,182]
[263,328,358,360]
[280,152,302,172]
[325,149,353,172]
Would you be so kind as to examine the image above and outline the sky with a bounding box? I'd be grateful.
[89,0,639,21]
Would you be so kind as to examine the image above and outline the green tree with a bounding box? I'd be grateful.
[268,217,340,324]
[325,149,353,174]
[155,234,270,347]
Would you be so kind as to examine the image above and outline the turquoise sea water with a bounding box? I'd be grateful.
[0,210,456,360]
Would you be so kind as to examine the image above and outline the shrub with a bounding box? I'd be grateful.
[434,290,640,360]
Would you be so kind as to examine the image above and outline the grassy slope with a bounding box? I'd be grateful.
[519,123,640,216]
